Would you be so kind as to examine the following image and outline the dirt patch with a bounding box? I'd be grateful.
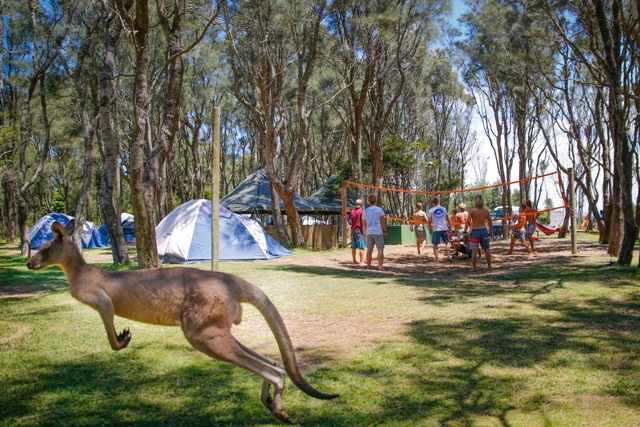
[282,237,613,279]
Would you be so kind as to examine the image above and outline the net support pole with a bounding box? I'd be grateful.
[211,107,221,271]
[341,180,348,248]
[569,167,578,254]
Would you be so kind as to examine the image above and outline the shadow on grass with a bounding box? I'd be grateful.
[1,351,273,426]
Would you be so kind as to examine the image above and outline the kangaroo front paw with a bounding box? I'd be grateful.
[117,328,132,349]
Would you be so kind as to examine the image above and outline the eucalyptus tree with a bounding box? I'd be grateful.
[98,0,131,265]
[532,44,608,243]
[58,0,104,252]
[223,0,327,247]
[460,0,550,232]
[365,0,444,191]
[15,0,74,256]
[113,0,217,269]
[539,0,638,264]
[460,0,515,219]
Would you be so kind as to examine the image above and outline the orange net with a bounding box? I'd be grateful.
[341,171,569,227]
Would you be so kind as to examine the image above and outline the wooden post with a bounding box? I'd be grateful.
[569,167,578,254]
[341,180,348,248]
[211,107,220,271]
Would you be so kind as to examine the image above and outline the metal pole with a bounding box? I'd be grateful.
[211,107,220,271]
[569,167,578,254]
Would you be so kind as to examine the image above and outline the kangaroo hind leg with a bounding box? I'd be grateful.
[234,338,280,412]
[184,328,294,424]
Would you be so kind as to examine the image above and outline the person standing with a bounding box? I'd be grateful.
[410,202,429,254]
[457,203,468,229]
[350,199,365,265]
[427,196,452,263]
[525,199,538,252]
[508,203,532,255]
[464,194,493,270]
[363,194,387,271]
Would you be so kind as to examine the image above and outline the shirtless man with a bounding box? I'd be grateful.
[457,203,468,228]
[410,202,429,254]
[524,199,538,252]
[464,194,493,270]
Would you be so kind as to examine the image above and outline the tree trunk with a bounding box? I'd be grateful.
[3,177,16,243]
[123,0,160,269]
[269,181,291,246]
[99,3,130,265]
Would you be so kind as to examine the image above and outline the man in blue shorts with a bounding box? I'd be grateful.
[464,194,493,270]
[427,196,452,263]
[350,199,365,265]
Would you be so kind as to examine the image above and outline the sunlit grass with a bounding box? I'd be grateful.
[1,240,639,426]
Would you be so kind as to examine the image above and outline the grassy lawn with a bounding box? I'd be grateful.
[1,237,639,426]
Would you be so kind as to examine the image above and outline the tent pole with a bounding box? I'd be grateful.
[211,107,221,271]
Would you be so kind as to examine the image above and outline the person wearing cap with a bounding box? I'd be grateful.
[410,202,428,254]
[427,196,453,263]
[350,199,365,265]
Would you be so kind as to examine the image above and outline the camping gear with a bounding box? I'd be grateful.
[156,199,292,263]
[29,213,109,249]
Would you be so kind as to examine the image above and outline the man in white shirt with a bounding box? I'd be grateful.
[362,193,387,271]
[427,196,452,263]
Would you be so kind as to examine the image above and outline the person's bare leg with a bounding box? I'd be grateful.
[416,240,421,254]
[445,242,451,261]
[366,248,373,268]
[508,238,516,254]
[528,233,535,252]
[471,249,477,270]
[359,248,364,264]
[377,248,384,270]
[432,244,439,263]
[521,240,532,254]
[485,248,492,269]
[352,249,358,264]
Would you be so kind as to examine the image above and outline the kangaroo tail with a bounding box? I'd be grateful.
[236,280,339,400]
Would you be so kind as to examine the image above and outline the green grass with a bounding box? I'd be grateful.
[1,240,639,426]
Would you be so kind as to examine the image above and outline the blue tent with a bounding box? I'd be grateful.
[156,199,292,263]
[98,213,136,243]
[29,213,110,249]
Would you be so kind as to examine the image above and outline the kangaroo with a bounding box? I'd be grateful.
[26,220,338,424]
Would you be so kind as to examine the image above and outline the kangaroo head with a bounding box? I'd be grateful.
[27,220,76,270]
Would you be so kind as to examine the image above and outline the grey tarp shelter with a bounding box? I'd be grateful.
[220,167,334,214]
[306,175,374,214]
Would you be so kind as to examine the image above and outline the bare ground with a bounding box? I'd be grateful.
[276,236,614,279]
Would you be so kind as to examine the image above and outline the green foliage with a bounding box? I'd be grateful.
[51,190,65,213]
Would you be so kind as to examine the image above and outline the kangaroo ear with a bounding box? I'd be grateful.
[65,219,76,235]
[51,221,67,240]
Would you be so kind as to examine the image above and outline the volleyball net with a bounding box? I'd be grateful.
[341,171,569,231]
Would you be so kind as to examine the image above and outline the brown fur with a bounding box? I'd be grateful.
[27,220,337,424]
